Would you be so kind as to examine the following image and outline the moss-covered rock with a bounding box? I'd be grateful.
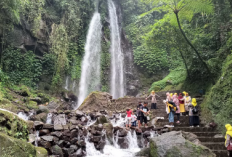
[35,147,48,157]
[27,101,39,110]
[0,132,37,157]
[78,91,112,112]
[142,131,215,157]
[0,109,29,139]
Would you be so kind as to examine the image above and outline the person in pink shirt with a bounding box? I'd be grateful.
[126,109,132,128]
[173,94,180,123]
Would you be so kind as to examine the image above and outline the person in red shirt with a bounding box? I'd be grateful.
[126,109,132,129]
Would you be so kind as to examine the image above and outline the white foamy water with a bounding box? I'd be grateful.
[86,114,140,157]
[17,112,30,121]
[86,130,140,157]
[76,10,102,109]
[108,0,125,99]
[46,113,53,124]
[35,131,40,147]
[110,114,126,127]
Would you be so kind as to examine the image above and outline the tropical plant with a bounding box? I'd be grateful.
[141,0,215,83]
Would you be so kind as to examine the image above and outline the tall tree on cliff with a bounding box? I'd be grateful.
[141,0,215,84]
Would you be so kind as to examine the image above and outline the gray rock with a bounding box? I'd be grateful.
[54,114,66,125]
[91,136,102,142]
[39,129,50,136]
[43,124,54,129]
[50,145,63,157]
[34,121,44,130]
[54,124,63,131]
[148,131,216,157]
[76,110,84,117]
[41,136,54,142]
[51,131,63,138]
[39,139,51,149]
[118,128,128,137]
[38,105,49,113]
[28,134,35,143]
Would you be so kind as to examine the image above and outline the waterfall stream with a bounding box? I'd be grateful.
[108,0,125,99]
[77,10,102,109]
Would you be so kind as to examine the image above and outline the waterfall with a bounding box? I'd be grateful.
[76,10,102,109]
[46,113,53,124]
[64,76,69,90]
[108,0,125,99]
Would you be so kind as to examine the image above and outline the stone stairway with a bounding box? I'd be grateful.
[149,95,227,157]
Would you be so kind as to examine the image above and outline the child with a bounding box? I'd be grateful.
[126,109,132,128]
[131,112,137,127]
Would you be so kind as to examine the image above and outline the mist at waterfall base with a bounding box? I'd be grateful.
[108,0,125,99]
[76,11,102,109]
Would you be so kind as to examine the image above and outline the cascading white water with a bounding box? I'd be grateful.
[64,76,70,90]
[108,0,125,99]
[17,112,30,121]
[46,113,53,124]
[76,10,102,109]
[110,114,126,127]
[35,131,40,147]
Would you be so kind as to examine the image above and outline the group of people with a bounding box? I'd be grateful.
[164,91,200,128]
[125,90,200,129]
[126,102,150,129]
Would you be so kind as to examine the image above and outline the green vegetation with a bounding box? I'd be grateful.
[0,132,40,157]
[149,67,187,92]
[0,110,29,140]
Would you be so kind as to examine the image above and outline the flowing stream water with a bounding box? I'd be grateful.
[108,0,125,99]
[77,8,102,109]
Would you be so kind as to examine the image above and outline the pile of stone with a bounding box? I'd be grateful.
[31,110,110,157]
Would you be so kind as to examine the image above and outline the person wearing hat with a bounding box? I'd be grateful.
[163,100,177,127]
[192,98,199,127]
[184,93,192,116]
[146,90,160,109]
[225,124,232,157]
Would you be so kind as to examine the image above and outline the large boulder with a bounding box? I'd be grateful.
[78,92,112,112]
[0,132,47,157]
[0,109,29,139]
[136,131,216,157]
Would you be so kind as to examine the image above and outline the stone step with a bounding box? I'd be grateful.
[157,122,204,127]
[157,117,201,123]
[173,127,215,132]
[202,142,225,150]
[194,132,221,137]
[212,150,228,157]
[198,137,225,143]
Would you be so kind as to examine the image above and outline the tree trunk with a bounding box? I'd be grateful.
[176,48,190,78]
[174,12,215,84]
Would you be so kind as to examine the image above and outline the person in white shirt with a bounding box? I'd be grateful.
[131,112,137,127]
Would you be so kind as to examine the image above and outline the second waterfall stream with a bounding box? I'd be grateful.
[108,0,125,99]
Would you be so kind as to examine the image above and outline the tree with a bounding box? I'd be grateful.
[141,0,215,84]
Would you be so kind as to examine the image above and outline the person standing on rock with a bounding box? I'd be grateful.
[126,109,132,129]
[173,94,180,124]
[139,102,150,128]
[137,102,143,128]
[225,124,232,157]
[178,93,185,116]
[131,111,137,127]
[146,90,160,109]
